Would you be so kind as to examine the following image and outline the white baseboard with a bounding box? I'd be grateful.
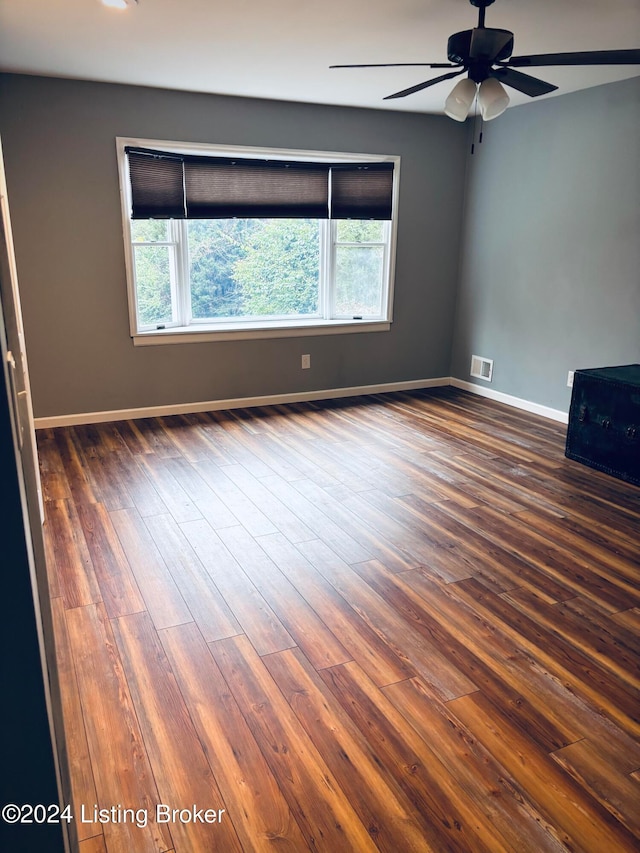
[34,377,450,429]
[34,375,569,429]
[450,378,569,424]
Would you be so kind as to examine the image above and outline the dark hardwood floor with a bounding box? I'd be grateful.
[37,387,640,852]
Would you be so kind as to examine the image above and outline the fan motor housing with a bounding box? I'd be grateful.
[448,29,514,64]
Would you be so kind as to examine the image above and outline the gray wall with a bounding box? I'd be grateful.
[2,73,637,420]
[0,74,467,419]
[451,76,640,412]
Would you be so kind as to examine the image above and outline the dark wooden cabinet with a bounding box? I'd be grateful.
[565,364,640,487]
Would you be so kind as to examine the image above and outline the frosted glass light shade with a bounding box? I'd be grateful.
[478,78,510,121]
[101,0,136,8]
[444,78,477,122]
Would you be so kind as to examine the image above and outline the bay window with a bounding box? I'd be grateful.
[116,139,399,344]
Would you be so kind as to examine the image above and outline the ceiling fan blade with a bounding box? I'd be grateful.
[330,63,458,69]
[491,67,557,97]
[469,28,513,62]
[384,68,467,100]
[506,49,640,68]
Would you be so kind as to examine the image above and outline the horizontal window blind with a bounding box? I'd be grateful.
[125,147,394,220]
[184,157,330,219]
[330,163,394,220]
[127,149,186,219]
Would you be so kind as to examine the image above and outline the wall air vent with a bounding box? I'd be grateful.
[470,355,493,382]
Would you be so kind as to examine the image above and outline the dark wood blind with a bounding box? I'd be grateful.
[330,163,394,220]
[126,148,394,220]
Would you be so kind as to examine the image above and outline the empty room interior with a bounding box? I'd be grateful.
[0,1,639,851]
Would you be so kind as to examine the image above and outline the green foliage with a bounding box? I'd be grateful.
[131,216,383,324]
[131,221,173,326]
[334,220,385,316]
[233,220,320,316]
[187,220,257,318]
[131,220,168,242]
[133,244,173,326]
[336,220,384,243]
[335,246,383,316]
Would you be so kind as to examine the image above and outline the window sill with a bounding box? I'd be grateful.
[132,319,391,346]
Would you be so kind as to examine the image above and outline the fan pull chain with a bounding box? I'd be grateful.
[471,93,481,154]
[471,98,476,153]
[471,98,484,155]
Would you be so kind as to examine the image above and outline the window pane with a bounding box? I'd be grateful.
[189,219,320,319]
[188,220,252,318]
[133,244,174,326]
[131,220,169,242]
[335,246,384,316]
[336,220,384,243]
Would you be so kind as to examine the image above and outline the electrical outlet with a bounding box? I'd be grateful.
[567,370,574,388]
[301,354,311,369]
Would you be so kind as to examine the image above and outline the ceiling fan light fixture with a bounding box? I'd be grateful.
[478,77,510,120]
[444,78,478,122]
[332,0,640,113]
[101,0,138,9]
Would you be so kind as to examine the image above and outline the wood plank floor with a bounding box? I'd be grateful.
[37,388,640,853]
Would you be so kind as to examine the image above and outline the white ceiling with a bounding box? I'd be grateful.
[1,0,639,115]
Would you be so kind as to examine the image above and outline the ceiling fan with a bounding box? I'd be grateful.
[330,0,640,121]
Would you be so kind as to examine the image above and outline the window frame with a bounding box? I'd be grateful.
[116,137,400,346]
